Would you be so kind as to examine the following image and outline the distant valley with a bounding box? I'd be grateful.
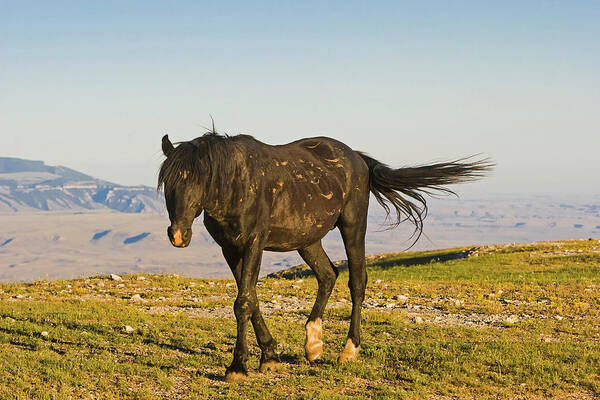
[1,157,599,282]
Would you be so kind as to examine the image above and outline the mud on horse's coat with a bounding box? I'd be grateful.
[158,132,492,382]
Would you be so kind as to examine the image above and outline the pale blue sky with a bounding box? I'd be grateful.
[1,1,599,194]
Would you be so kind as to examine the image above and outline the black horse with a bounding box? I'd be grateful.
[158,132,492,382]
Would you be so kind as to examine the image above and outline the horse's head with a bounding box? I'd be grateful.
[159,135,206,248]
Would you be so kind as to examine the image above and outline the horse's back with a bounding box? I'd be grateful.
[251,136,369,251]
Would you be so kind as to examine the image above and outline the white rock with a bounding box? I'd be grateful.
[116,284,125,288]
[555,315,564,321]
[374,279,383,284]
[504,315,519,324]
[136,276,146,281]
[413,316,424,324]
[393,295,408,302]
[110,274,123,281]
[41,331,49,337]
[124,325,135,334]
[130,294,143,302]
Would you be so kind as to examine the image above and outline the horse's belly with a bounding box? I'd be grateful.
[264,216,338,252]
[265,178,344,251]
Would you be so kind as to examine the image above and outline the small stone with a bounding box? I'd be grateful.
[124,325,135,334]
[172,274,179,278]
[291,285,300,289]
[413,316,423,324]
[137,276,146,281]
[393,295,408,302]
[110,274,123,281]
[130,294,143,302]
[386,303,396,308]
[555,315,563,321]
[15,294,24,299]
[225,283,235,287]
[97,282,105,288]
[117,284,125,288]
[374,279,383,284]
[504,315,519,324]
[208,281,215,286]
[41,331,49,337]
[497,290,503,295]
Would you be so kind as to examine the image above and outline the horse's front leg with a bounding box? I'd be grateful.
[225,236,266,383]
[221,244,279,377]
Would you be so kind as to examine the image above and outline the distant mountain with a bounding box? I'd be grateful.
[0,157,164,213]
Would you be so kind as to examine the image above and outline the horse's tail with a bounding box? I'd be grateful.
[357,152,494,241]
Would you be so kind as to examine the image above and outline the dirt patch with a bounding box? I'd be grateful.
[142,297,537,329]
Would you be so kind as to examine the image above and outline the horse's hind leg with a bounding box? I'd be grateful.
[298,241,338,361]
[337,199,368,363]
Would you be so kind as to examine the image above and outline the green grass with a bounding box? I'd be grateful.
[1,239,599,399]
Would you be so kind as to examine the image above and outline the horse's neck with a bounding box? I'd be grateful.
[202,158,250,219]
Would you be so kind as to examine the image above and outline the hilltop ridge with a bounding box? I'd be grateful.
[0,157,164,213]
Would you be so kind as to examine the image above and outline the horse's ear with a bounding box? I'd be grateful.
[162,134,174,157]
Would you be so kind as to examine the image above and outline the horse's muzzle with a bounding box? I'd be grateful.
[167,225,191,248]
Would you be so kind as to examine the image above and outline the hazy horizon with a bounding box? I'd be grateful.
[2,2,599,195]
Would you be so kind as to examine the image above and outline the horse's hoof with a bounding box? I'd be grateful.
[305,340,323,362]
[305,318,323,362]
[224,370,247,383]
[337,338,360,364]
[259,360,282,373]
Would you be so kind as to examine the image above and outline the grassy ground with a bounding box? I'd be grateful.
[1,239,599,399]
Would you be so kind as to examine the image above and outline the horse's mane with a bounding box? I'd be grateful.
[157,132,246,193]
